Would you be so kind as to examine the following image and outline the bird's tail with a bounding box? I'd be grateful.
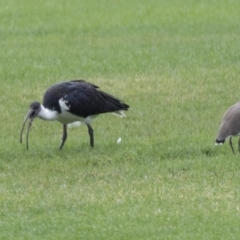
[99,90,129,114]
[112,111,126,118]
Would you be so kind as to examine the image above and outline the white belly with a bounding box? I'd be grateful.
[56,110,97,124]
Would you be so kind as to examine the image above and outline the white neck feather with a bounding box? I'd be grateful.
[38,105,58,121]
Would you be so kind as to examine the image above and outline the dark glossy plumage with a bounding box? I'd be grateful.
[43,80,129,117]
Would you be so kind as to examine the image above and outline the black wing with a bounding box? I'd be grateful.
[43,80,129,117]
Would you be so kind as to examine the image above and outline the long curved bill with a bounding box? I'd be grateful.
[20,109,35,150]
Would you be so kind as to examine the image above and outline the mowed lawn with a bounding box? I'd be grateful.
[1,0,240,239]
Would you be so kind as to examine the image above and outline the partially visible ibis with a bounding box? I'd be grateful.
[215,101,240,154]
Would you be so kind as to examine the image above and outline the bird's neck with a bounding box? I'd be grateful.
[38,105,58,121]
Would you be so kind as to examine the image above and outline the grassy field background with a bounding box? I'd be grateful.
[1,0,240,239]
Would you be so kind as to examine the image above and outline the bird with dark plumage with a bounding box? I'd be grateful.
[20,80,129,150]
[215,101,240,153]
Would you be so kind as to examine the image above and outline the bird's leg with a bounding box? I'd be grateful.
[229,137,235,154]
[86,123,94,147]
[238,137,240,153]
[59,124,67,150]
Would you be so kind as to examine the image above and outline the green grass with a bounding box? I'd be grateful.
[1,0,240,239]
